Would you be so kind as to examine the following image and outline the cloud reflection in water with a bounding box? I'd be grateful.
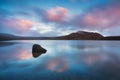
[0,41,120,80]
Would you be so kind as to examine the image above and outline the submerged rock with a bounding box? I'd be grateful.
[32,44,47,58]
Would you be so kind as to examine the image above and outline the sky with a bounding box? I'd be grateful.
[0,0,120,36]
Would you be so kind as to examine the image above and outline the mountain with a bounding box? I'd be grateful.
[0,31,105,41]
[0,33,17,41]
[0,33,16,37]
[55,31,104,40]
[0,33,42,41]
[1,31,120,40]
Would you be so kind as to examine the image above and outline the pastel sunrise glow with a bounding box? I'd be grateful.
[0,0,120,36]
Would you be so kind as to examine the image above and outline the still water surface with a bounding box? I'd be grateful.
[0,40,120,80]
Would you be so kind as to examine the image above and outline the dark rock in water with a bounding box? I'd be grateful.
[32,44,47,58]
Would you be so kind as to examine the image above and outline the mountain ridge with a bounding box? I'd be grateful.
[0,31,120,40]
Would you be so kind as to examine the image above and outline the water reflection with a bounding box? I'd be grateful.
[0,42,19,47]
[0,40,120,80]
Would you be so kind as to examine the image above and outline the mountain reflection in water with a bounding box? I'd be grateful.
[0,40,120,80]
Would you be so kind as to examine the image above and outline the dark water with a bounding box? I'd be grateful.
[0,40,120,80]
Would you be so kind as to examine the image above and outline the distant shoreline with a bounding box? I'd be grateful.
[1,31,120,41]
[1,37,120,41]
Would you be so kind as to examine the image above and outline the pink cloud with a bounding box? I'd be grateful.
[45,6,68,22]
[69,5,120,32]
[1,18,33,32]
[8,18,33,31]
[81,6,120,29]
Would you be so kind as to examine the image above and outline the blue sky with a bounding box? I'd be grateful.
[0,0,120,36]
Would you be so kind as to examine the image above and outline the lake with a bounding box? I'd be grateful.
[0,40,120,80]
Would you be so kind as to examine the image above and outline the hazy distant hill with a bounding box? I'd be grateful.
[0,33,17,41]
[0,33,16,38]
[0,33,41,41]
[0,31,120,40]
